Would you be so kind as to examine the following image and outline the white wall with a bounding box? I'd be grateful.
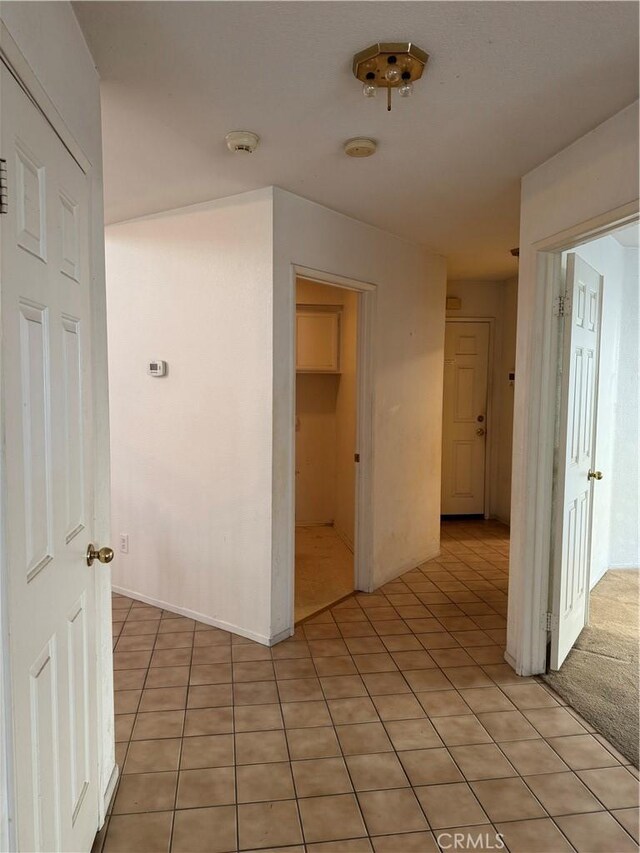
[107,189,275,643]
[272,188,447,636]
[508,100,639,675]
[445,278,518,523]
[565,235,639,584]
[0,0,114,822]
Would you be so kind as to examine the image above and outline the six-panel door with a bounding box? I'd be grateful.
[1,64,100,851]
[550,253,603,669]
[441,321,490,515]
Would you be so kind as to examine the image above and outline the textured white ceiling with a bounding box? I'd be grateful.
[74,1,639,280]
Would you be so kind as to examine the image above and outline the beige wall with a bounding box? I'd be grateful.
[445,278,518,523]
[272,188,447,635]
[295,373,339,523]
[107,189,276,644]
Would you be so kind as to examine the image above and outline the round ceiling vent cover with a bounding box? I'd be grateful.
[225,131,260,153]
[344,137,377,157]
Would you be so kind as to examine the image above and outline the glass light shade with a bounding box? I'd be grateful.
[398,81,414,97]
[362,82,377,98]
[384,66,401,83]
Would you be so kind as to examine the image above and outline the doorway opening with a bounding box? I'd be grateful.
[294,276,359,621]
[542,219,639,764]
[440,281,518,528]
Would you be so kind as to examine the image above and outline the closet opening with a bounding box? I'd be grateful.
[294,276,360,621]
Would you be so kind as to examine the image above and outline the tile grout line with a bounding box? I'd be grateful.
[105,522,638,853]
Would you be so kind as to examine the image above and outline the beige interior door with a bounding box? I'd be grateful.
[1,63,103,851]
[550,253,603,669]
[441,321,490,515]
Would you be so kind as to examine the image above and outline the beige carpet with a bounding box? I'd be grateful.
[544,569,639,767]
[295,525,354,621]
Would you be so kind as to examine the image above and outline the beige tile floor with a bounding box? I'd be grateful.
[94,520,640,853]
[295,526,354,622]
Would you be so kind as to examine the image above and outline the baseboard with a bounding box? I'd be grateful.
[103,761,119,817]
[268,626,295,646]
[111,585,289,647]
[503,649,518,672]
[333,524,354,554]
[369,545,441,591]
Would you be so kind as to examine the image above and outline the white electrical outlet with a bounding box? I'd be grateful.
[119,534,129,554]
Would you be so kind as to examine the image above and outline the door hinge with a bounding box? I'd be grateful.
[554,294,571,317]
[354,453,360,463]
[543,611,558,631]
[0,159,7,215]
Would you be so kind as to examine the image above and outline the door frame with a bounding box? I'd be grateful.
[507,200,639,676]
[290,265,376,625]
[442,318,495,519]
[0,25,114,846]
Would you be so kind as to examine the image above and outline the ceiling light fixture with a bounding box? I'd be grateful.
[353,42,428,112]
[344,138,377,158]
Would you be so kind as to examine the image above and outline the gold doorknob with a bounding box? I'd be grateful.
[476,428,486,436]
[86,544,114,566]
[587,470,603,481]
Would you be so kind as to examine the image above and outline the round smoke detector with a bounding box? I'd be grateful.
[225,131,260,153]
[344,137,377,158]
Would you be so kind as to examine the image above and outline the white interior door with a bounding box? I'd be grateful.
[441,321,490,515]
[1,64,103,851]
[550,253,603,669]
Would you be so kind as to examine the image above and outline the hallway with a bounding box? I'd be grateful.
[98,521,639,852]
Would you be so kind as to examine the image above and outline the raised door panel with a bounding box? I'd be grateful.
[59,191,79,282]
[67,596,91,825]
[15,142,46,261]
[452,441,474,497]
[18,300,53,581]
[61,316,85,543]
[453,366,476,422]
[29,640,61,853]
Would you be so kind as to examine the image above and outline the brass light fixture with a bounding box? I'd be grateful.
[353,42,429,111]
